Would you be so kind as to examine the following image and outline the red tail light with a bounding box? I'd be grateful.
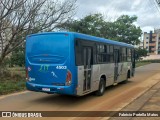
[26,67,31,81]
[66,70,72,86]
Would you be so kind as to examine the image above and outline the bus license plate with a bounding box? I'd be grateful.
[42,88,50,92]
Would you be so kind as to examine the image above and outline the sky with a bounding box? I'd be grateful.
[74,0,160,33]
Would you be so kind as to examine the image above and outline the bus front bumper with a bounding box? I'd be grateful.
[26,82,75,95]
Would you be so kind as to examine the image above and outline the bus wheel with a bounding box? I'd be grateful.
[95,78,105,96]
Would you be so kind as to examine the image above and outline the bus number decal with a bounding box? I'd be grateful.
[56,66,67,69]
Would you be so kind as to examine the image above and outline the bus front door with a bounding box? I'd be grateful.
[83,47,92,92]
[114,49,119,83]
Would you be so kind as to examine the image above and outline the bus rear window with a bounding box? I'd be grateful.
[26,34,69,64]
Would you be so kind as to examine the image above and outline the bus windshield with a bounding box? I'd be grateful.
[26,34,69,64]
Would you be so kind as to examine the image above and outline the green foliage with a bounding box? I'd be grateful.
[140,59,160,63]
[135,59,160,67]
[0,80,25,95]
[64,14,106,37]
[135,47,148,60]
[136,61,151,67]
[0,67,25,95]
[113,15,142,45]
[62,14,142,45]
[0,70,25,95]
[10,46,25,67]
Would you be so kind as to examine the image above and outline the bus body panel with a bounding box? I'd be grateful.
[76,62,130,96]
[75,34,135,96]
[26,33,77,95]
[26,32,135,96]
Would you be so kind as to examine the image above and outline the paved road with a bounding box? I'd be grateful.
[0,63,160,120]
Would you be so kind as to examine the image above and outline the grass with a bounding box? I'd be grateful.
[0,79,26,95]
[0,67,26,95]
[136,59,160,68]
[136,61,151,67]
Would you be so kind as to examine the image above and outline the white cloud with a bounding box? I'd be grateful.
[141,26,154,33]
[74,0,160,33]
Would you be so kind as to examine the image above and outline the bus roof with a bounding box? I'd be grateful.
[27,32,134,48]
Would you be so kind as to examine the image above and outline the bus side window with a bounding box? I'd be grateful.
[97,44,108,63]
[110,45,114,63]
[119,47,122,62]
[106,44,110,62]
[114,45,120,63]
[127,48,131,62]
[122,47,126,62]
[97,44,101,62]
[75,40,83,66]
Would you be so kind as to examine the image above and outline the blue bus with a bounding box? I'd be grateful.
[26,32,135,96]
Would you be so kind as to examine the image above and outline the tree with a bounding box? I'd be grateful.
[10,46,25,67]
[113,15,142,45]
[61,14,142,45]
[0,0,76,70]
[135,48,148,60]
[62,14,106,37]
[155,0,160,7]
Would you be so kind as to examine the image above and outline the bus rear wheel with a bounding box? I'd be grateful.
[95,78,105,96]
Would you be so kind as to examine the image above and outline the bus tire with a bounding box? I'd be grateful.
[95,78,105,96]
